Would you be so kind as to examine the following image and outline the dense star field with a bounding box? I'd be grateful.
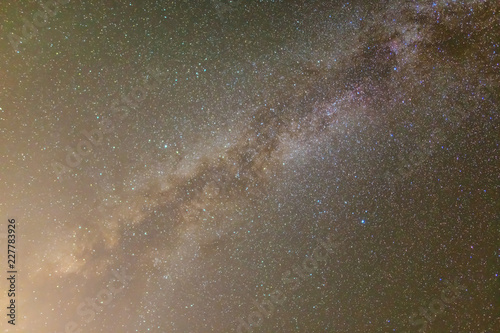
[0,0,498,332]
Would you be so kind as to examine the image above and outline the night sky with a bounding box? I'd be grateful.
[0,0,499,332]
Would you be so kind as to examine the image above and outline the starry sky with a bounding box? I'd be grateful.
[0,0,499,332]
